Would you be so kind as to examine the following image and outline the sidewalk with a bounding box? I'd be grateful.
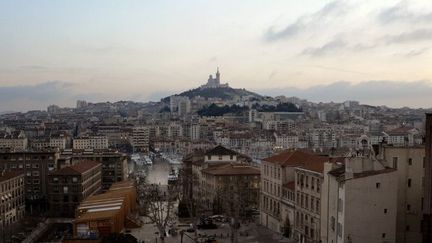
[129,219,293,243]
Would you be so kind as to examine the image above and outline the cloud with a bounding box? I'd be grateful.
[257,80,432,108]
[300,38,378,57]
[385,28,432,43]
[395,48,428,57]
[264,1,349,41]
[301,39,347,56]
[19,65,49,70]
[0,81,107,112]
[0,81,72,102]
[378,1,432,24]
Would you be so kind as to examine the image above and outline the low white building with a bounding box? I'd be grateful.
[384,127,420,147]
[73,135,108,150]
[0,131,28,151]
[274,132,299,149]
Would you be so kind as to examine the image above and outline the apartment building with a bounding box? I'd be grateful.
[384,127,421,147]
[61,149,128,191]
[190,145,253,211]
[0,172,25,229]
[0,150,60,212]
[294,160,325,242]
[321,156,398,243]
[47,160,101,217]
[260,149,328,238]
[380,146,425,243]
[73,135,108,150]
[131,126,149,153]
[274,132,299,149]
[200,163,260,214]
[49,135,68,150]
[0,131,28,151]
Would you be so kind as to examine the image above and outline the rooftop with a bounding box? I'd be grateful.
[0,171,24,183]
[49,160,100,176]
[205,145,239,156]
[264,149,329,172]
[201,163,260,176]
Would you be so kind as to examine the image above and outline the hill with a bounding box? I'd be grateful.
[197,102,302,117]
[162,87,261,103]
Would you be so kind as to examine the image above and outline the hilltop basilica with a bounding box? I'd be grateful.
[200,68,230,89]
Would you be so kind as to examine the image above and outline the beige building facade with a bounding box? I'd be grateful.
[381,146,425,243]
[321,156,398,243]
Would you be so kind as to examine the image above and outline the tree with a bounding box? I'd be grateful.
[138,182,179,243]
[177,167,206,240]
[214,176,260,243]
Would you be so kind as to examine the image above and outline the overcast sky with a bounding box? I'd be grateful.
[1,0,432,111]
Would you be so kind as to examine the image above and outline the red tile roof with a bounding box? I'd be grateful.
[263,149,329,173]
[0,171,24,183]
[201,163,260,176]
[50,160,100,175]
[283,181,295,190]
[386,127,416,135]
[205,145,238,156]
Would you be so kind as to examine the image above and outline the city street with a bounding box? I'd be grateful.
[129,157,289,243]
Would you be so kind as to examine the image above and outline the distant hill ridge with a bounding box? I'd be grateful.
[162,86,262,103]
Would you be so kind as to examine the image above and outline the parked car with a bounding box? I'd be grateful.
[186,227,196,233]
[197,221,218,229]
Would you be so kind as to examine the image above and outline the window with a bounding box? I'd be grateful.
[407,204,411,211]
[422,197,424,210]
[408,178,412,187]
[392,157,398,169]
[311,198,315,211]
[331,217,335,231]
[384,208,387,214]
[408,158,412,165]
[376,183,381,188]
[382,233,386,238]
[406,225,410,231]
[337,223,342,237]
[63,186,69,193]
[72,177,78,183]
[338,198,343,212]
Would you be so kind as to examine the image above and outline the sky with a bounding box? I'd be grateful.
[1,0,432,111]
